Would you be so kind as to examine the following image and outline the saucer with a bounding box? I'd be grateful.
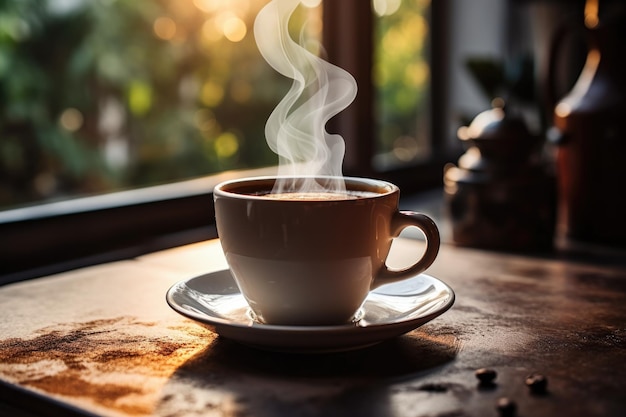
[166,270,455,353]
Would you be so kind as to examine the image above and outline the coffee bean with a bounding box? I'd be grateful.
[496,397,517,417]
[525,373,548,394]
[475,368,497,384]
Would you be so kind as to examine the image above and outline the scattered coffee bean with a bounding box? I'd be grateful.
[525,373,548,394]
[475,368,497,384]
[496,397,517,417]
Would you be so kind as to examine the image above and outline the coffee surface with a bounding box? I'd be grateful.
[262,190,380,201]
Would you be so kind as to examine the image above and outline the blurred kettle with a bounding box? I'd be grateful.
[547,3,626,247]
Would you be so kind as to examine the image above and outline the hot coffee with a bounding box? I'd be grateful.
[262,190,379,201]
[214,176,440,325]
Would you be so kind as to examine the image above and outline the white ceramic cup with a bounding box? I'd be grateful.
[213,176,440,326]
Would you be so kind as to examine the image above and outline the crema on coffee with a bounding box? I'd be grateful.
[261,191,381,200]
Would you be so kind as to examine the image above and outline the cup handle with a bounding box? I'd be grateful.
[371,211,440,289]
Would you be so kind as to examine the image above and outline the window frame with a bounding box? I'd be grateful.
[323,0,454,192]
[0,1,452,283]
[0,167,275,284]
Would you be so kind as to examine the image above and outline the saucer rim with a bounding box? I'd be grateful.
[165,272,455,333]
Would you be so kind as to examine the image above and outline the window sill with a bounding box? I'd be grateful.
[0,166,277,284]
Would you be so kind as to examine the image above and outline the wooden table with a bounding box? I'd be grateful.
[1,238,625,417]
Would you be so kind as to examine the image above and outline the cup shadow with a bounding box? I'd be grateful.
[156,330,460,417]
[196,331,458,378]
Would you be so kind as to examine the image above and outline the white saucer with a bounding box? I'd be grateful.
[166,270,455,353]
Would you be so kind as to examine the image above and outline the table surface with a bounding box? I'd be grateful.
[1,237,625,417]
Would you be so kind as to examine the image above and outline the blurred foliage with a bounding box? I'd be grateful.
[0,0,306,209]
[0,0,429,208]
[374,0,431,166]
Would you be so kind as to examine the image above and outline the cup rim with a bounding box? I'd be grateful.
[214,175,398,201]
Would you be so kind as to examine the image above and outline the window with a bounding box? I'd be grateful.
[0,0,322,211]
[1,0,450,282]
[323,0,452,193]
[373,0,432,170]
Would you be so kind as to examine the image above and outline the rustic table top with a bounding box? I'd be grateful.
[1,238,625,417]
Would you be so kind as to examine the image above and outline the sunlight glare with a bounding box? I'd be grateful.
[301,0,322,8]
[373,0,401,17]
[193,0,223,13]
[193,0,251,16]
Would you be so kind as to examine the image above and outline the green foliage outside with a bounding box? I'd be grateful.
[0,0,430,209]
[374,0,431,166]
[0,0,293,209]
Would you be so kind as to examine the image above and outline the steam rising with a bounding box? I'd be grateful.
[254,0,357,193]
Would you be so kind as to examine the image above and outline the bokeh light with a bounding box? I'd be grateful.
[214,131,240,159]
[153,16,177,41]
[127,81,153,116]
[222,16,247,42]
[373,0,401,17]
[201,18,223,42]
[59,108,84,132]
[201,80,225,107]
[404,61,429,88]
[0,0,324,209]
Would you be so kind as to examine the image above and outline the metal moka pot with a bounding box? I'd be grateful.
[444,101,556,252]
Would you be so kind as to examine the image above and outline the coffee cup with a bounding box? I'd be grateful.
[213,176,440,326]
